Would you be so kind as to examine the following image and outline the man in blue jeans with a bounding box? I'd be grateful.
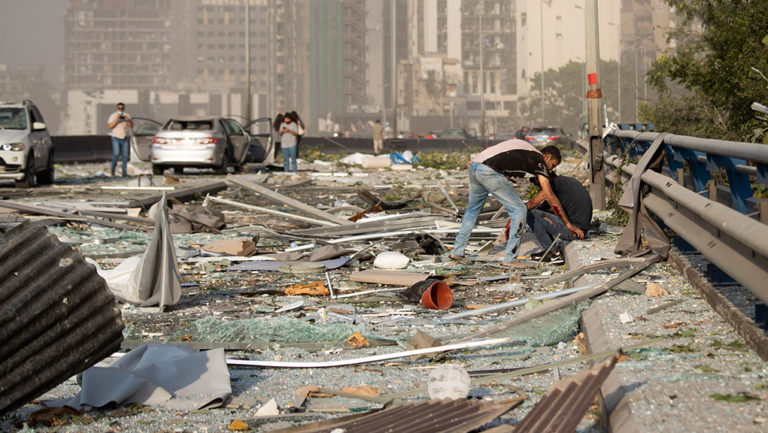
[450,141,584,267]
[279,113,299,172]
[107,102,133,177]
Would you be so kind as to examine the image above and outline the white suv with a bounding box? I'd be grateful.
[0,100,54,187]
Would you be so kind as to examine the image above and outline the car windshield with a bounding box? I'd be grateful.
[0,108,28,130]
[165,120,214,131]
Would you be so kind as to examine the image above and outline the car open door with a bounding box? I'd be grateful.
[222,119,250,167]
[130,117,162,162]
[243,117,273,164]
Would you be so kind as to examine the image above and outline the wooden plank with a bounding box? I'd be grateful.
[228,175,352,225]
[349,269,432,286]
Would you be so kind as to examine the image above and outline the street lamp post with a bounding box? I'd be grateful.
[540,0,545,121]
[586,0,606,209]
[391,0,397,137]
[245,0,251,124]
[478,4,485,138]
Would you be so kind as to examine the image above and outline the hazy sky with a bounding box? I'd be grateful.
[0,0,67,84]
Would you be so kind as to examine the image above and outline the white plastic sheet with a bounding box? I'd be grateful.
[90,192,181,309]
[49,344,231,411]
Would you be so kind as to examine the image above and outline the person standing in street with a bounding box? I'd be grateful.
[279,112,299,172]
[107,102,133,177]
[449,141,584,267]
[371,119,384,154]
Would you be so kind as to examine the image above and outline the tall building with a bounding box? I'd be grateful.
[307,0,366,134]
[461,0,516,134]
[64,0,176,90]
[62,0,307,134]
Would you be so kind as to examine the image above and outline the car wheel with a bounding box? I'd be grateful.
[15,155,37,188]
[152,164,165,175]
[36,151,55,185]
[175,166,185,174]
[214,151,229,175]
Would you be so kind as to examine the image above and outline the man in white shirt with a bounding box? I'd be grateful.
[107,102,133,177]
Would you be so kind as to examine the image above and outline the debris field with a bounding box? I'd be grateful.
[0,156,766,433]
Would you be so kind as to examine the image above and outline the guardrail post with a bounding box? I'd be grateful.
[707,180,718,203]
[707,155,752,214]
[760,198,768,225]
[676,168,685,188]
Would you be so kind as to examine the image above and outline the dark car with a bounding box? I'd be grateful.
[523,126,578,149]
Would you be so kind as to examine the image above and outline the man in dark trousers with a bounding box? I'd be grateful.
[525,173,593,262]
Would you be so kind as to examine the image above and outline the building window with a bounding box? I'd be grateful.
[489,72,496,93]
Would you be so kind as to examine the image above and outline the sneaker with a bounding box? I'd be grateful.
[448,253,472,265]
[530,250,564,264]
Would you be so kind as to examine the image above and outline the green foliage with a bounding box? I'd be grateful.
[519,60,639,134]
[524,184,541,201]
[417,150,479,170]
[709,393,759,403]
[298,144,346,162]
[640,91,738,140]
[645,1,768,139]
[695,364,720,373]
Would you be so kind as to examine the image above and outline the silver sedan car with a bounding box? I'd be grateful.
[150,117,252,175]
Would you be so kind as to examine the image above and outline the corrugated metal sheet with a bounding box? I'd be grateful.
[515,352,620,433]
[269,398,523,433]
[0,221,124,416]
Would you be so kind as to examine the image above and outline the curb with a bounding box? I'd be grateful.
[563,240,642,433]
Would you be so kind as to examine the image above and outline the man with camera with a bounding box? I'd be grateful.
[107,102,133,177]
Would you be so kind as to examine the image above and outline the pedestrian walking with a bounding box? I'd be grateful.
[371,119,384,154]
[449,141,583,267]
[107,102,133,177]
[279,112,299,172]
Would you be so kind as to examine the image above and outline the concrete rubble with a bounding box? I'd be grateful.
[0,154,766,432]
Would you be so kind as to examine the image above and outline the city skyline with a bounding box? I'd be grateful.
[0,0,673,136]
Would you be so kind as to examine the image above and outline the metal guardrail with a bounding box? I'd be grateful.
[607,130,768,214]
[602,130,768,307]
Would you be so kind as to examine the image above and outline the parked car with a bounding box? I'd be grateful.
[0,100,54,188]
[523,126,578,149]
[436,128,478,139]
[150,117,254,175]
